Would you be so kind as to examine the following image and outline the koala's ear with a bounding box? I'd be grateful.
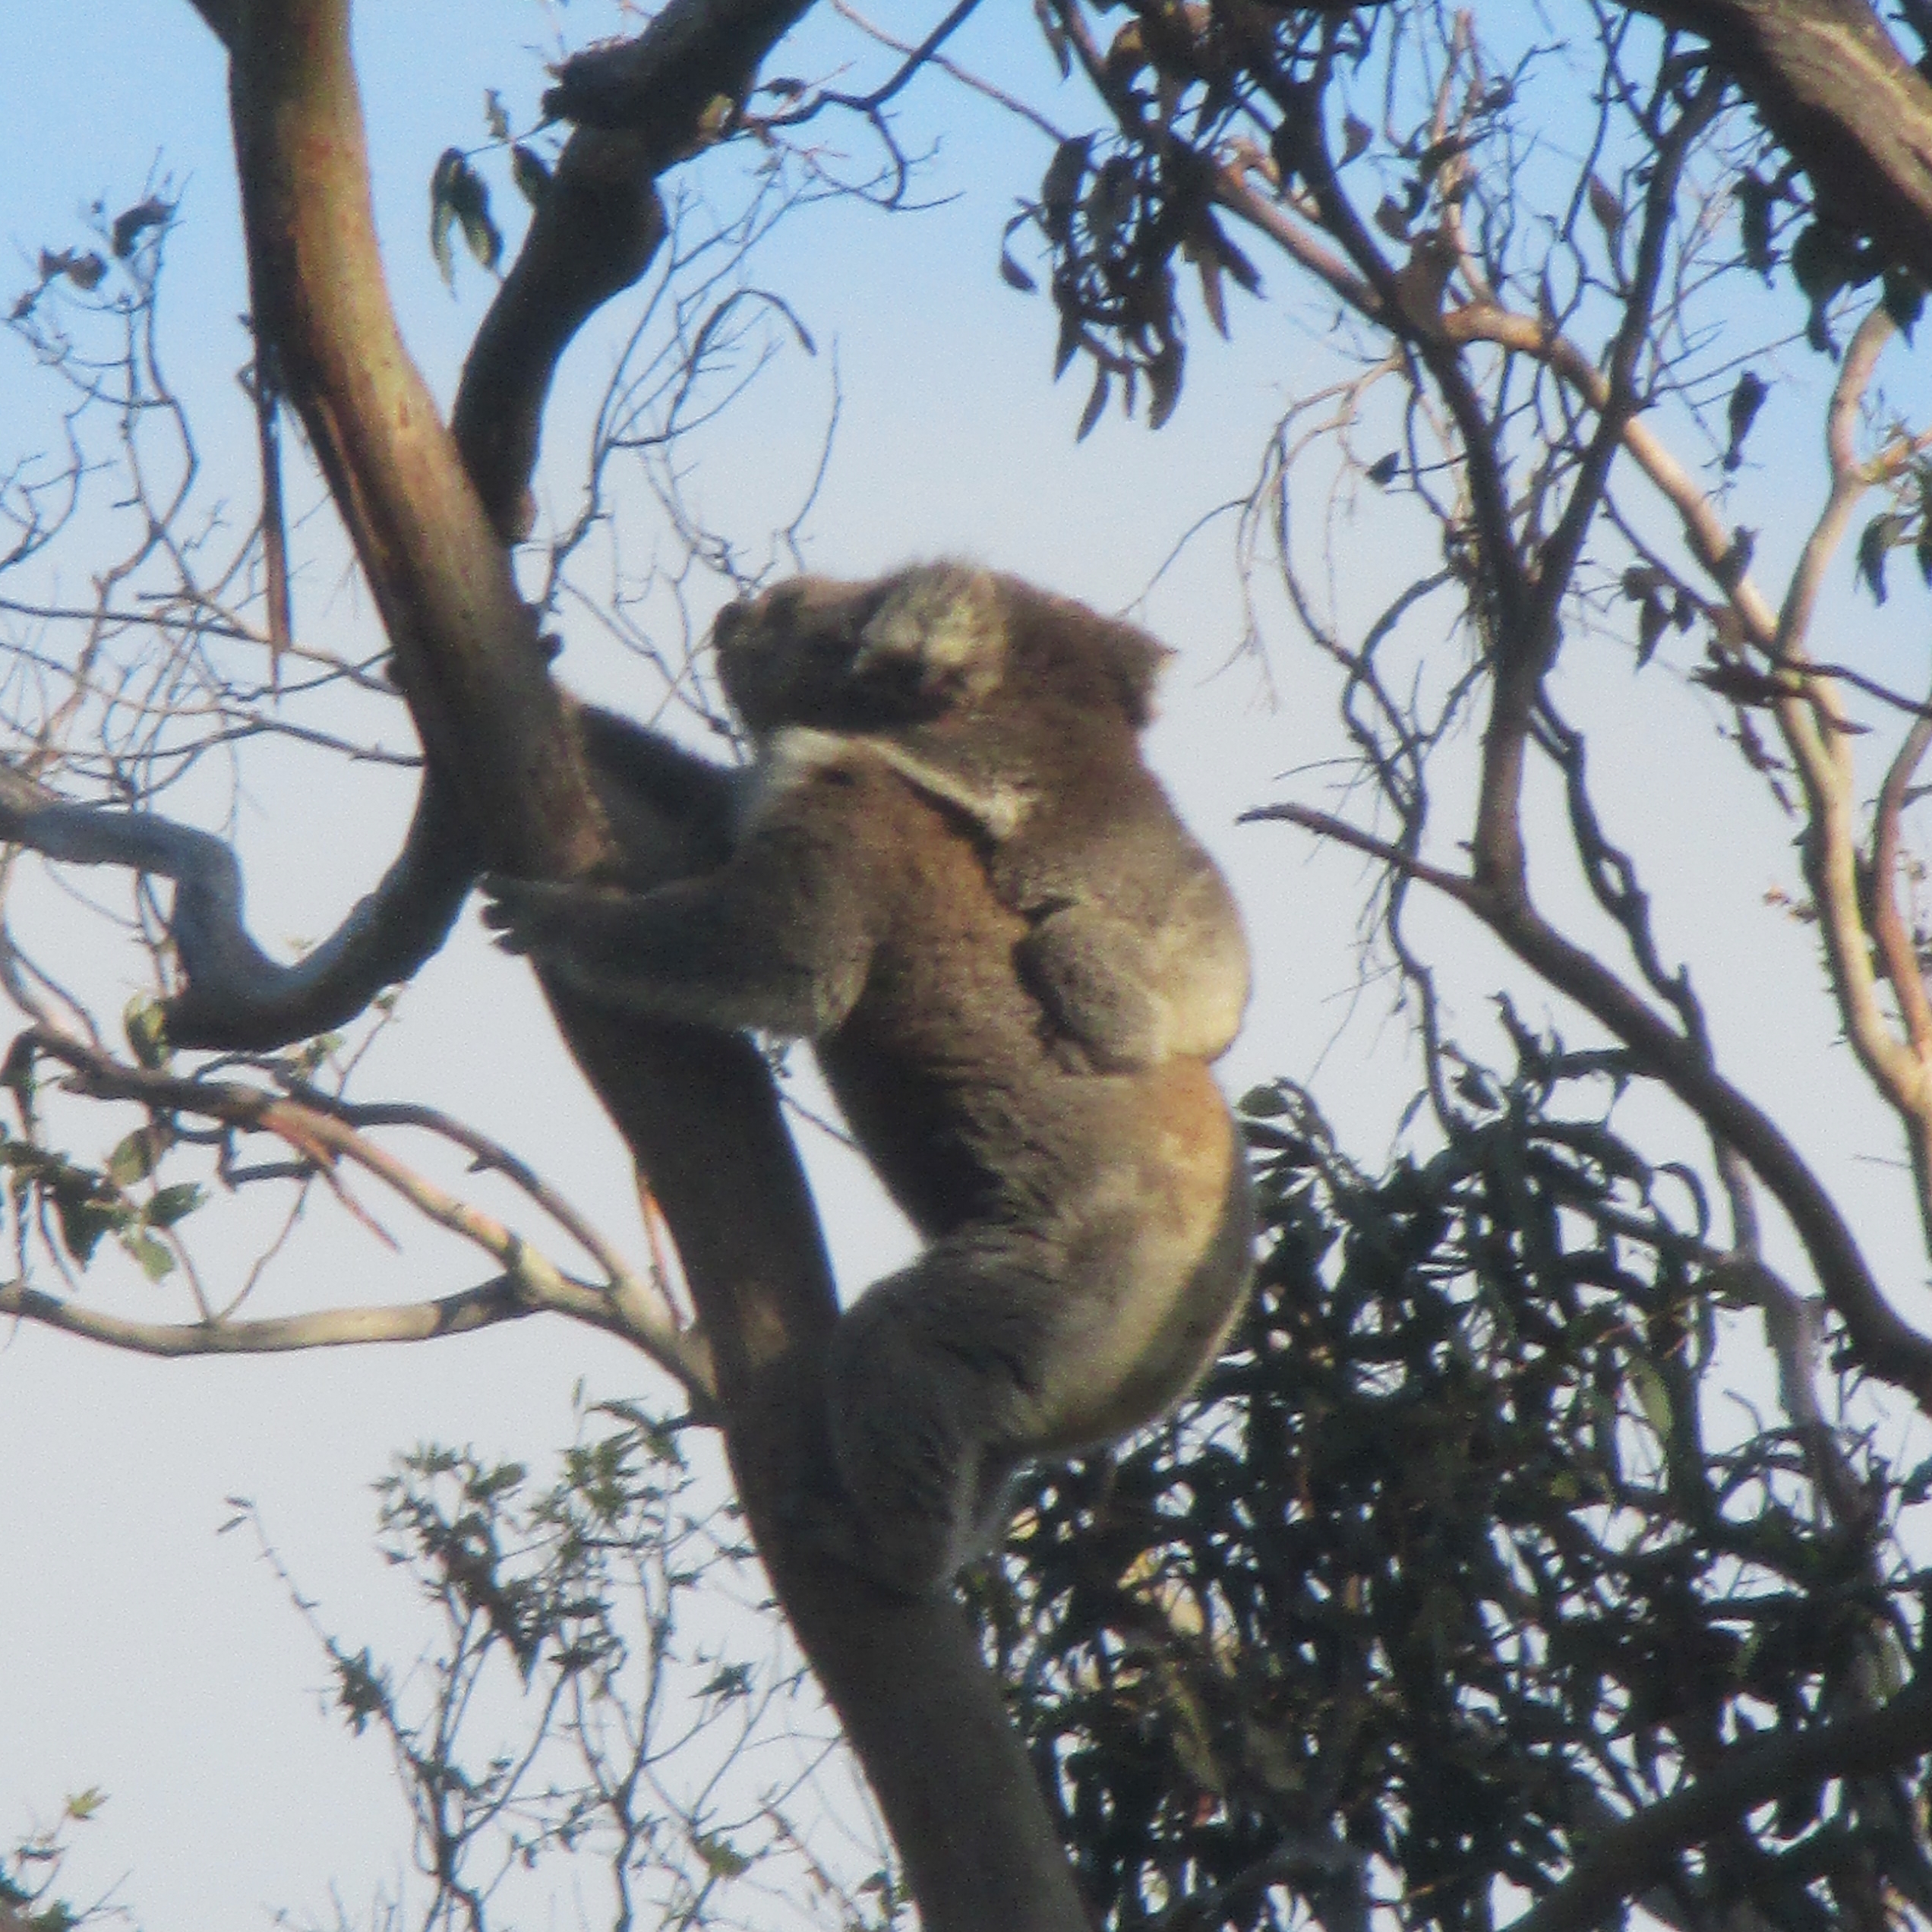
[852,562,1006,707]
[1107,626,1172,729]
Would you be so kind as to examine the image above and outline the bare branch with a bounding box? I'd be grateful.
[1873,712,1932,1059]
[1242,800,1483,907]
[0,756,471,1051]
[830,0,1069,143]
[0,1272,592,1358]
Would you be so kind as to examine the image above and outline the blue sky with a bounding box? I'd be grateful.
[5,5,1932,1926]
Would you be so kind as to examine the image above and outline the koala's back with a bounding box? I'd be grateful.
[797,751,1252,1432]
[803,751,1093,1229]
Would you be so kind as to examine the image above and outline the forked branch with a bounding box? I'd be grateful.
[1,1029,715,1400]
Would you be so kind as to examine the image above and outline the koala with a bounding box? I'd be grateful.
[488,566,1255,1596]
[715,561,1251,1074]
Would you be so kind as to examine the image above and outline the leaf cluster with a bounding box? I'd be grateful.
[266,1415,895,1931]
[980,1046,1930,1931]
[0,1050,201,1286]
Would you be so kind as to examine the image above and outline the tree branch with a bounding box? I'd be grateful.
[1258,794,1932,1405]
[540,0,813,135]
[0,1272,606,1359]
[21,1029,717,1400]
[134,0,823,1050]
[0,757,470,1052]
[1506,1666,1932,1932]
[215,10,1092,1925]
[1624,0,1932,283]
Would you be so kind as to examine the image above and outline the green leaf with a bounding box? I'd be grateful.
[125,995,171,1069]
[107,1129,159,1188]
[1636,592,1667,668]
[429,149,501,289]
[1722,370,1766,473]
[1788,221,1848,301]
[146,1182,204,1229]
[696,1832,753,1879]
[1856,512,1907,605]
[1146,339,1183,431]
[1735,169,1776,278]
[1626,1356,1672,1441]
[1052,305,1081,382]
[1076,366,1110,441]
[125,1230,175,1282]
[510,143,551,210]
[1040,136,1091,245]
[1883,267,1924,340]
[53,1189,120,1267]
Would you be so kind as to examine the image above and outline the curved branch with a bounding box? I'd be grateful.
[1257,800,1932,1406]
[451,137,668,544]
[136,0,819,1052]
[0,761,472,1052]
[1506,1666,1932,1932]
[0,1273,611,1358]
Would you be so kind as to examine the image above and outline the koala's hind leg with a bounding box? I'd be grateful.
[816,1239,1062,1596]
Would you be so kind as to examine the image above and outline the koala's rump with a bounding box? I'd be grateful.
[1018,1060,1253,1451]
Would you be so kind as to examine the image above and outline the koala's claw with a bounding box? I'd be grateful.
[479,874,565,955]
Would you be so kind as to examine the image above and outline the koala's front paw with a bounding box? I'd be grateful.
[480,875,579,958]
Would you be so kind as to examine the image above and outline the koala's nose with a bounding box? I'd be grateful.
[712,600,751,646]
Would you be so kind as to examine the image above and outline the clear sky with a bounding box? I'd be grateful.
[3,5,1930,1927]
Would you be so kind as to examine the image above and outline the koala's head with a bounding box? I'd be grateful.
[713,563,1007,736]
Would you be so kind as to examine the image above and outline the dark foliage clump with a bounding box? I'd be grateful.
[980,1043,1931,1931]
